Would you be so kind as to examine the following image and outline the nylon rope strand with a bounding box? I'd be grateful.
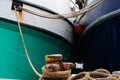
[14,6,43,78]
[76,0,88,23]
[18,0,104,19]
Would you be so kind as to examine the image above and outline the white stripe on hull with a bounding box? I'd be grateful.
[0,0,73,43]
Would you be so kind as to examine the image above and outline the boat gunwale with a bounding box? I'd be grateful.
[0,17,73,46]
[81,9,120,38]
[12,0,74,28]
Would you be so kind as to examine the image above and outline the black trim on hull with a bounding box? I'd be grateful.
[11,0,74,28]
[0,17,73,46]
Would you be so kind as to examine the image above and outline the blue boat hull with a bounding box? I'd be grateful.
[78,0,120,72]
[80,0,120,27]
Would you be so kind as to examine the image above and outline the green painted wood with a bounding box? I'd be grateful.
[0,20,72,80]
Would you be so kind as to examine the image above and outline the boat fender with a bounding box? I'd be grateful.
[74,23,83,35]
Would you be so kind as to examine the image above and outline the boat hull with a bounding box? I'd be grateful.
[80,0,120,27]
[0,0,74,79]
[0,0,73,43]
[0,19,72,79]
[78,0,120,72]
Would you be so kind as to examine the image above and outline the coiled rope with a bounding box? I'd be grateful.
[14,6,43,78]
[18,0,104,19]
[71,69,120,80]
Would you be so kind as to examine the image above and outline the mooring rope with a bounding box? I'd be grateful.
[18,0,104,19]
[14,6,43,78]
[71,69,120,80]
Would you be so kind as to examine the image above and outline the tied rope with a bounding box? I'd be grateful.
[18,0,104,19]
[14,6,42,78]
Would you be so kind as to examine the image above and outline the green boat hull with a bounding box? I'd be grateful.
[0,20,72,80]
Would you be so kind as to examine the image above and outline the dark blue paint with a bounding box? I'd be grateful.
[80,0,120,26]
[79,15,120,72]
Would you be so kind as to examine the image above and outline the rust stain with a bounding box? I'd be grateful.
[18,12,24,21]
